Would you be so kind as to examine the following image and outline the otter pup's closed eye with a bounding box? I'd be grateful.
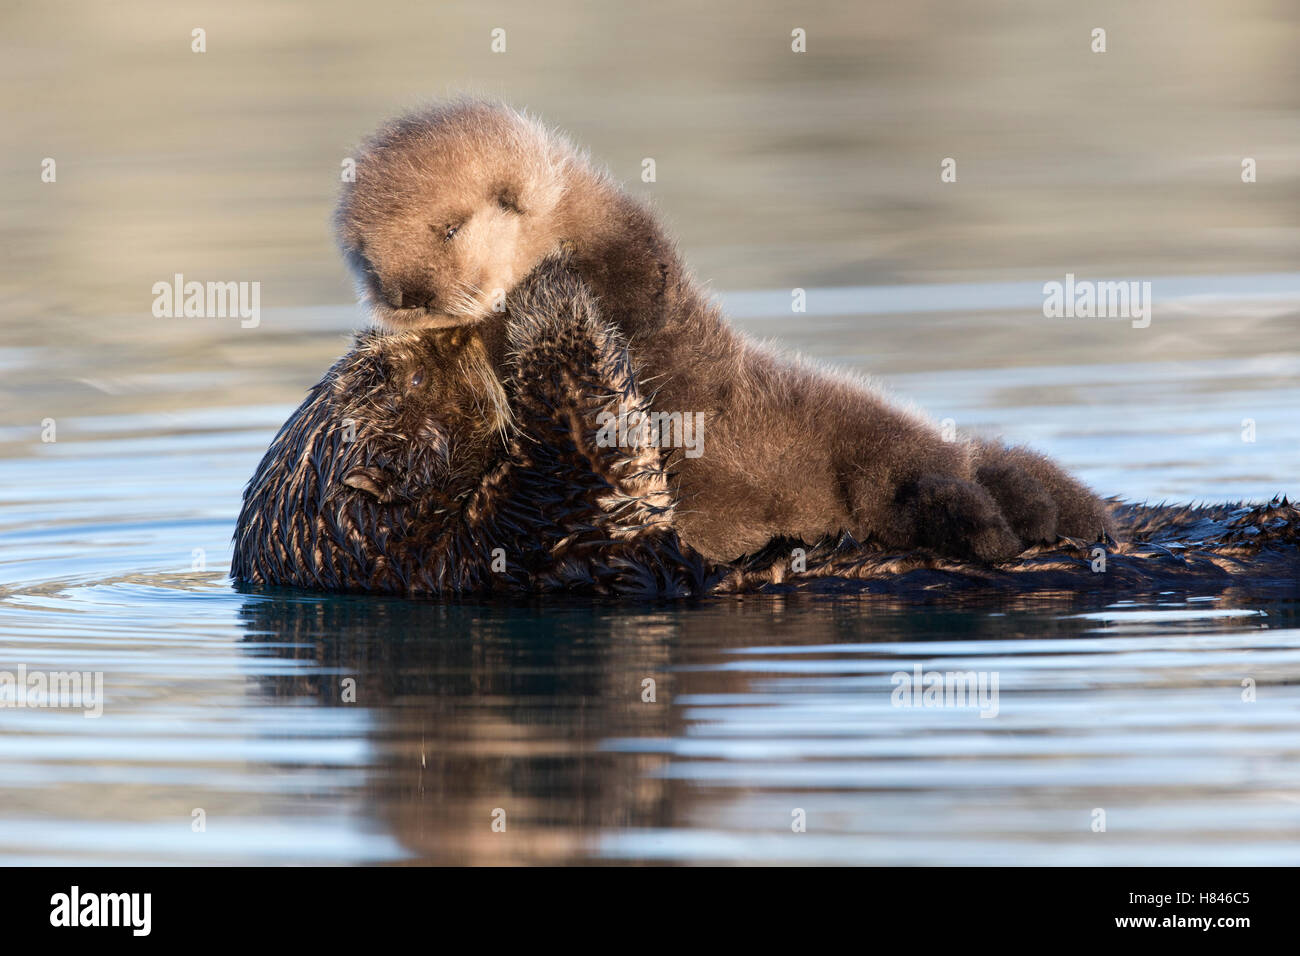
[336,100,572,331]
[336,99,1117,563]
[496,187,522,214]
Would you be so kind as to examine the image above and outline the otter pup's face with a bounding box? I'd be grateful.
[339,325,509,504]
[337,101,574,330]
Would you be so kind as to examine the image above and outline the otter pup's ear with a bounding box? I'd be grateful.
[343,466,398,503]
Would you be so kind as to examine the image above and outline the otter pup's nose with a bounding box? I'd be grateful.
[380,278,436,312]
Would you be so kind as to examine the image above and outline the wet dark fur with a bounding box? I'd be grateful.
[232,260,715,597]
[335,99,1115,562]
[234,259,1299,600]
[232,322,507,592]
[722,497,1300,598]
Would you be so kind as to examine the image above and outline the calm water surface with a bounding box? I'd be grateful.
[2,0,1298,865]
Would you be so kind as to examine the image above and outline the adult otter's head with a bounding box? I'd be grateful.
[337,323,510,502]
[231,322,509,591]
[337,99,590,330]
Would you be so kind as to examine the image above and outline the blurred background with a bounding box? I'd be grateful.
[0,0,1297,866]
[4,0,1298,307]
[1,0,1297,490]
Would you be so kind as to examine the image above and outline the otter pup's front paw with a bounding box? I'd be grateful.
[902,474,1023,563]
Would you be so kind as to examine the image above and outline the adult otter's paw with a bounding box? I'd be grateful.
[900,474,1023,563]
[503,253,593,351]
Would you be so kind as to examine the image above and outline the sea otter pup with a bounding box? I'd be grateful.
[335,99,1115,562]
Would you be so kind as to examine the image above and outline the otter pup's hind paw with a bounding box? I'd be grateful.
[975,461,1059,547]
[905,474,1023,563]
[971,440,1119,544]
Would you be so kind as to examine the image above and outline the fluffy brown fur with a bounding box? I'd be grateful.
[336,99,1115,562]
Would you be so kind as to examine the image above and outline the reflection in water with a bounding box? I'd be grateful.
[236,588,1300,865]
[238,591,699,864]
